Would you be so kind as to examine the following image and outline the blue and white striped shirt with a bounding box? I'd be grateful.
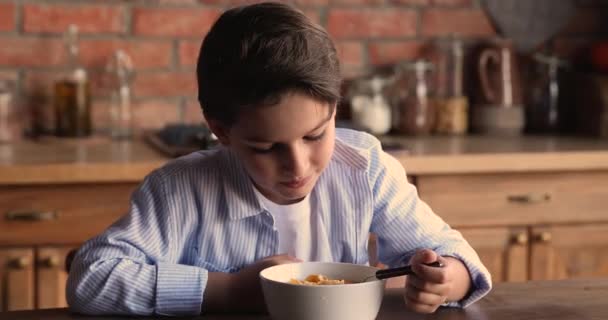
[66,128,492,316]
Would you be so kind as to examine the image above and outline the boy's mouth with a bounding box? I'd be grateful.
[280,176,311,189]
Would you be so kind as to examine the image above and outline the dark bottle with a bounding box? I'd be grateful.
[525,53,568,134]
[54,25,92,137]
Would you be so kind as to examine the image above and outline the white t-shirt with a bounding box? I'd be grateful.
[253,187,314,261]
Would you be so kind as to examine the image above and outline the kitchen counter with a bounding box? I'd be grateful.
[0,138,166,185]
[382,134,608,175]
[1,278,606,320]
[2,135,608,184]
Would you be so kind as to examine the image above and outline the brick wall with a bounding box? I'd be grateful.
[0,0,606,136]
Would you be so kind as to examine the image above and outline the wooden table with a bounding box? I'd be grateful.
[1,279,606,320]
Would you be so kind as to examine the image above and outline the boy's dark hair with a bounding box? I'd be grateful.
[197,2,341,125]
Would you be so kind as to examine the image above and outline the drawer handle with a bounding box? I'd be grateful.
[507,193,551,204]
[512,232,529,245]
[5,210,58,221]
[41,256,61,268]
[10,257,31,269]
[535,231,552,243]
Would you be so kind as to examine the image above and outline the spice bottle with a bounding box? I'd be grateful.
[54,25,92,137]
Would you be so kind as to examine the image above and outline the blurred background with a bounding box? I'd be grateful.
[0,0,607,141]
[1,0,608,314]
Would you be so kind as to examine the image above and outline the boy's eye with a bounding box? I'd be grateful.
[305,131,325,141]
[248,131,325,154]
[250,146,274,154]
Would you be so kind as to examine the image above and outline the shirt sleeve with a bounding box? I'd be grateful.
[66,170,208,316]
[368,146,492,308]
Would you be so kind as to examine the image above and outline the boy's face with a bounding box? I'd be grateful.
[211,92,336,205]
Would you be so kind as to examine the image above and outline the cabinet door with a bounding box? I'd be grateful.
[36,246,78,309]
[0,183,136,246]
[0,248,34,311]
[530,224,608,280]
[458,227,529,283]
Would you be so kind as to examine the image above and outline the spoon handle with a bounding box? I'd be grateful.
[375,261,443,280]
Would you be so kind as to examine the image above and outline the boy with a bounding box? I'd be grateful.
[66,2,491,316]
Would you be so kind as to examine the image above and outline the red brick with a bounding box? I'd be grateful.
[158,0,200,4]
[293,0,330,6]
[431,0,472,6]
[331,0,385,5]
[133,7,221,37]
[92,99,181,132]
[368,41,425,65]
[80,39,173,69]
[422,9,495,37]
[389,0,429,5]
[184,99,207,125]
[0,3,15,32]
[132,99,182,130]
[133,72,197,97]
[23,4,125,34]
[179,40,201,67]
[90,99,112,133]
[0,38,65,67]
[327,9,417,39]
[199,0,289,5]
[335,41,364,69]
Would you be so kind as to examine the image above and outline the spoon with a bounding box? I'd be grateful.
[364,261,443,282]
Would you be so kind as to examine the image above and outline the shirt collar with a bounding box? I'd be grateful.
[220,148,265,220]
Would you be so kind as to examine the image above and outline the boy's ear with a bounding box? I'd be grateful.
[206,119,231,145]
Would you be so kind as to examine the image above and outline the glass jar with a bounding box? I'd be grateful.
[428,37,469,135]
[0,80,17,143]
[347,75,394,135]
[525,53,568,134]
[106,50,134,140]
[54,25,92,137]
[391,60,436,135]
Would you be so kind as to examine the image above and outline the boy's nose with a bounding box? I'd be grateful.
[281,144,309,176]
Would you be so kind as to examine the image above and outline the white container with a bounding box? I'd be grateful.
[260,262,385,320]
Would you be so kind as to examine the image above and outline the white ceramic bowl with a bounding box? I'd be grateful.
[259,262,385,320]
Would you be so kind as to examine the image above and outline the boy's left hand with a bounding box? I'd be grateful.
[403,249,456,314]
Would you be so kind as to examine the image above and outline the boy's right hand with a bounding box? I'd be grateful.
[236,254,301,312]
[217,254,301,313]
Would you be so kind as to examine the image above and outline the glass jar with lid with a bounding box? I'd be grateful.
[429,37,469,135]
[347,75,395,136]
[391,60,436,135]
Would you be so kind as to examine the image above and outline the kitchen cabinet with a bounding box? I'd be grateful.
[37,246,79,309]
[457,227,528,283]
[0,184,136,246]
[0,248,34,311]
[529,224,608,280]
[416,171,608,283]
[0,183,136,311]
